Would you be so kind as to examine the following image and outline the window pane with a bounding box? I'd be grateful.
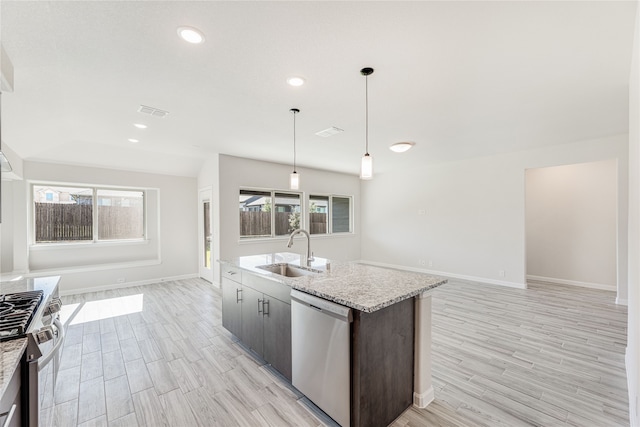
[332,196,351,233]
[274,192,301,236]
[309,195,329,235]
[34,185,93,243]
[97,189,144,240]
[239,190,272,237]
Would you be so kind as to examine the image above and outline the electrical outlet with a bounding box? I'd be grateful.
[418,209,426,216]
[499,270,505,278]
[419,259,426,266]
[428,260,433,268]
[116,277,125,284]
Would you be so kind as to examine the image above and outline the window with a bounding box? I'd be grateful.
[309,195,352,234]
[239,190,301,238]
[33,185,145,243]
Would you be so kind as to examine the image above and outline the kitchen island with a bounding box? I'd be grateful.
[219,253,447,427]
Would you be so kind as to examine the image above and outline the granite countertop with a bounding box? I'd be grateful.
[220,253,447,313]
[0,338,27,400]
[0,276,61,401]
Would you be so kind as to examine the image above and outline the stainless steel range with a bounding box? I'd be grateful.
[0,285,64,427]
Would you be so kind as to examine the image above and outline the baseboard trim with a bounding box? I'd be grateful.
[59,273,199,296]
[359,260,526,289]
[413,387,435,408]
[526,274,616,291]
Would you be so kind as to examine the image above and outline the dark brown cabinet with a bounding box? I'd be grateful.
[262,296,292,380]
[239,285,264,356]
[351,298,415,427]
[220,263,292,381]
[221,267,242,339]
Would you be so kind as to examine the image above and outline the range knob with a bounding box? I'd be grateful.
[46,297,62,315]
[34,326,55,344]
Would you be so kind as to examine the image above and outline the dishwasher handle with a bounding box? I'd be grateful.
[291,289,352,322]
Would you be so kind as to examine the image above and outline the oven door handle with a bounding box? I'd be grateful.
[38,318,64,372]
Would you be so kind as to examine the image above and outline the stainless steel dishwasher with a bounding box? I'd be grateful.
[291,289,352,427]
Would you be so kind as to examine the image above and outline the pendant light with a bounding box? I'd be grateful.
[360,67,374,180]
[289,108,300,190]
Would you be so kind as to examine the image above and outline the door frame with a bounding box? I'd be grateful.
[198,186,213,283]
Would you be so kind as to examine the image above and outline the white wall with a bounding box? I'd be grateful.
[361,134,628,293]
[3,161,198,294]
[204,154,361,285]
[626,2,639,425]
[525,159,618,290]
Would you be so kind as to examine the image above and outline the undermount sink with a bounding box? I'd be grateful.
[257,263,323,277]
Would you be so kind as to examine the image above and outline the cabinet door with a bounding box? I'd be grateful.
[262,297,292,380]
[240,286,264,356]
[221,277,242,338]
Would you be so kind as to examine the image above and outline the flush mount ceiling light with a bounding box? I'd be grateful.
[128,138,139,143]
[133,123,147,129]
[289,108,300,190]
[177,26,205,44]
[389,142,415,153]
[286,76,305,87]
[359,67,374,180]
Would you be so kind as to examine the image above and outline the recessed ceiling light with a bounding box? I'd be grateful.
[128,138,139,143]
[287,76,305,87]
[133,123,147,129]
[177,26,205,44]
[389,142,415,153]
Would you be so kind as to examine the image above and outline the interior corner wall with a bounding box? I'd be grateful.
[525,159,618,290]
[216,155,361,281]
[13,161,198,294]
[1,178,14,274]
[360,134,628,290]
[626,1,640,425]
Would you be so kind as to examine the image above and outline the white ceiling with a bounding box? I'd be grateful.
[1,1,636,178]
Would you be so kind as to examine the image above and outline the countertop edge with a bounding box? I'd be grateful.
[220,254,448,313]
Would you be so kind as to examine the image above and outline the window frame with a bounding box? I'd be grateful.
[239,188,303,240]
[31,182,147,245]
[308,193,353,235]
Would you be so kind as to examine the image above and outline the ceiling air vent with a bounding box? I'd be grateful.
[315,127,344,138]
[138,105,169,118]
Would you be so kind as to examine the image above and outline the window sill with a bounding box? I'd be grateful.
[30,239,150,251]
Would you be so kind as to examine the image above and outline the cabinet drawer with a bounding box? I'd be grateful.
[221,264,242,283]
[242,273,291,304]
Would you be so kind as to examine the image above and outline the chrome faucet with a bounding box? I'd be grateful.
[287,229,314,266]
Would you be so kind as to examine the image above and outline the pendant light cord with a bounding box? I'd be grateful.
[365,74,369,155]
[293,110,297,173]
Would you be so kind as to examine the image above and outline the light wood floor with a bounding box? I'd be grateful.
[44,277,629,427]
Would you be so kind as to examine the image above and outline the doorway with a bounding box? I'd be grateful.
[524,160,618,292]
[198,187,213,283]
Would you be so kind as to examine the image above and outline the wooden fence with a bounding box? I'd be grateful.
[240,211,327,237]
[310,213,327,234]
[35,203,143,242]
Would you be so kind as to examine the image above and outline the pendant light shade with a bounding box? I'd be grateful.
[289,171,299,190]
[360,67,374,180]
[289,108,300,190]
[360,153,373,179]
